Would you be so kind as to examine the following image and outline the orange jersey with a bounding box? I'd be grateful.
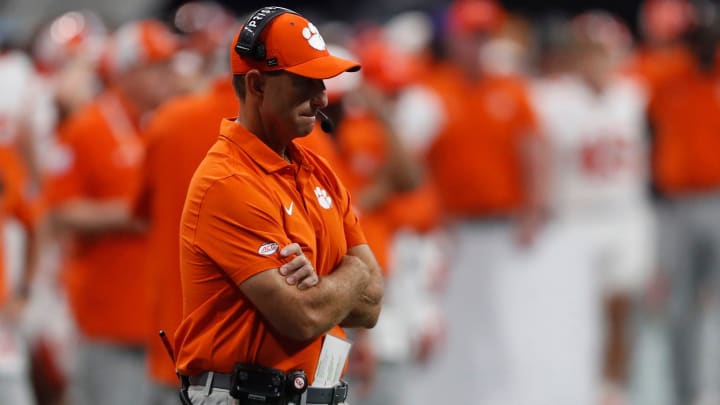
[420,63,538,217]
[317,115,393,270]
[295,123,401,275]
[650,65,720,194]
[334,114,404,269]
[329,112,442,271]
[44,88,148,344]
[175,119,366,381]
[334,113,387,193]
[0,145,35,303]
[624,45,694,97]
[333,112,441,232]
[135,79,237,385]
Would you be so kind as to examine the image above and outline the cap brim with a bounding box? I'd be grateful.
[284,55,361,79]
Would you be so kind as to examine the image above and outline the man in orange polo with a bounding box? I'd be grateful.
[135,77,237,405]
[649,6,720,403]
[174,7,383,405]
[42,19,181,405]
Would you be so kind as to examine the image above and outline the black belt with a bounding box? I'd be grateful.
[186,372,348,404]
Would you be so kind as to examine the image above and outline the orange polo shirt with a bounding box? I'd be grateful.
[332,112,440,271]
[44,88,148,344]
[135,79,237,385]
[332,113,392,271]
[650,64,720,194]
[175,119,366,381]
[419,63,538,218]
[294,124,350,183]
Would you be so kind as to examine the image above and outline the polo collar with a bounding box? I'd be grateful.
[219,119,311,173]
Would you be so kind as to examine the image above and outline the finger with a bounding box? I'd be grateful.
[279,255,310,276]
[297,272,319,290]
[286,264,314,286]
[280,243,303,257]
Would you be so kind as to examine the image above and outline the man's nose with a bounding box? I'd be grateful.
[310,81,328,109]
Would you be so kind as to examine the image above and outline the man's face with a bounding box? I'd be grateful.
[448,31,490,75]
[122,60,182,111]
[260,71,328,139]
[573,42,613,84]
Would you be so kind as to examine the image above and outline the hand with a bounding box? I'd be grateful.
[600,380,628,405]
[413,309,446,364]
[643,269,670,312]
[279,243,318,290]
[349,83,393,123]
[0,295,27,324]
[356,178,392,213]
[514,209,546,249]
[347,330,376,397]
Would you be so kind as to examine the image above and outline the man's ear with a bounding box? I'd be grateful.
[245,70,265,98]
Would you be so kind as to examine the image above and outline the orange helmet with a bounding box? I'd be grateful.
[352,27,423,93]
[99,19,180,79]
[174,1,237,55]
[32,10,107,72]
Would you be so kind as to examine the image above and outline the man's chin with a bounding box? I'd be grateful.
[295,120,316,137]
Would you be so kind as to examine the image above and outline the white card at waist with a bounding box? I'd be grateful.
[312,334,352,388]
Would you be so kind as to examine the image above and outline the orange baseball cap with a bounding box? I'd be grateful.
[229,9,360,79]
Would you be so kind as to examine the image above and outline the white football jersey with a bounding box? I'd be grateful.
[531,75,651,216]
[0,51,57,156]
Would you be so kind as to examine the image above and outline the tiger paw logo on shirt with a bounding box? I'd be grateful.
[314,186,332,209]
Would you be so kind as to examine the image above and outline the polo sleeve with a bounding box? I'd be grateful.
[192,175,293,286]
[340,188,366,249]
[133,122,162,219]
[43,120,88,206]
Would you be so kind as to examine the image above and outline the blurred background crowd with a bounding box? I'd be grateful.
[0,0,719,404]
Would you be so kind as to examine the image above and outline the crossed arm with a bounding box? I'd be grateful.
[239,243,384,341]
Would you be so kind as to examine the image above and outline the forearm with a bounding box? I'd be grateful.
[339,265,383,328]
[361,83,422,194]
[298,256,371,335]
[340,245,384,328]
[249,254,371,341]
[521,135,550,215]
[50,199,146,235]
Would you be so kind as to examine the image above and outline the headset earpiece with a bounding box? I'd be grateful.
[254,43,266,61]
[235,6,299,63]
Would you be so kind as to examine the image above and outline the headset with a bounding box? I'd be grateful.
[234,6,299,61]
[234,6,335,133]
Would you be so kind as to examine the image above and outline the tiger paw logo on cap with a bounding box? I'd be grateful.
[301,23,326,51]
